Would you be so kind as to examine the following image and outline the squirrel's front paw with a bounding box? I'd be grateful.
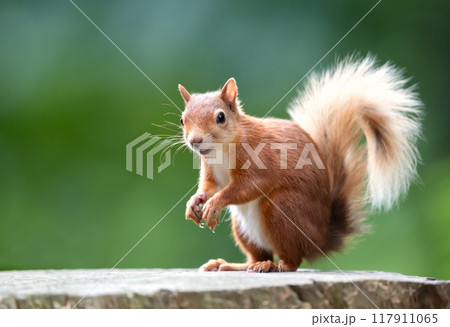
[202,197,222,232]
[185,192,206,227]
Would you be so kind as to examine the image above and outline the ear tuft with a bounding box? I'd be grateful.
[178,84,191,104]
[220,78,238,107]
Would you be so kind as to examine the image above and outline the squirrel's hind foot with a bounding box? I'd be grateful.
[198,258,227,271]
[247,260,298,273]
[247,260,278,273]
[199,259,249,271]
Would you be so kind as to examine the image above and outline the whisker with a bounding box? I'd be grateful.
[164,120,183,130]
[150,134,182,139]
[161,103,176,108]
[171,143,190,165]
[158,140,178,164]
[158,139,186,162]
[173,143,187,157]
[163,112,181,117]
[152,123,180,134]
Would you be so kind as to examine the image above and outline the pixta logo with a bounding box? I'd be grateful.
[126,133,171,180]
[127,133,326,180]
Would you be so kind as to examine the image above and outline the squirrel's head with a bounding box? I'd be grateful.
[178,78,242,156]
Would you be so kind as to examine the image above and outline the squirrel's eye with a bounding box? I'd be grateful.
[216,112,226,124]
[180,118,184,127]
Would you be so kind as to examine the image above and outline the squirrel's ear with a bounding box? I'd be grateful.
[220,78,238,107]
[178,84,191,104]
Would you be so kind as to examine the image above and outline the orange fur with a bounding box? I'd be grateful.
[181,58,422,273]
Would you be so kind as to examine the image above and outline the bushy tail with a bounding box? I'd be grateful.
[288,55,422,251]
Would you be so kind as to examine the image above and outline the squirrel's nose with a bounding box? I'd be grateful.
[189,136,203,148]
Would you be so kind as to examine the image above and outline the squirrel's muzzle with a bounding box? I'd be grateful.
[189,136,203,149]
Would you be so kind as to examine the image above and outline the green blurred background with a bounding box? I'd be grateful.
[1,0,449,279]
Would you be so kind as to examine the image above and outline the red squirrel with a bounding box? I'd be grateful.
[178,56,422,273]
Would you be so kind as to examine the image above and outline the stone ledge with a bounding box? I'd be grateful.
[0,269,449,309]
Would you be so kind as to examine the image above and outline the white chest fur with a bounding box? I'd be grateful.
[229,200,273,251]
[210,155,273,252]
[211,154,231,189]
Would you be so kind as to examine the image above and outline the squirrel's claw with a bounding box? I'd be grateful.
[185,205,202,226]
[186,192,221,232]
[185,192,207,227]
[202,199,221,232]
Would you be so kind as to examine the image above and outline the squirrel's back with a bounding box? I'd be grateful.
[288,55,423,251]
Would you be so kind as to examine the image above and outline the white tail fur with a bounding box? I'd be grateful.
[288,55,422,211]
